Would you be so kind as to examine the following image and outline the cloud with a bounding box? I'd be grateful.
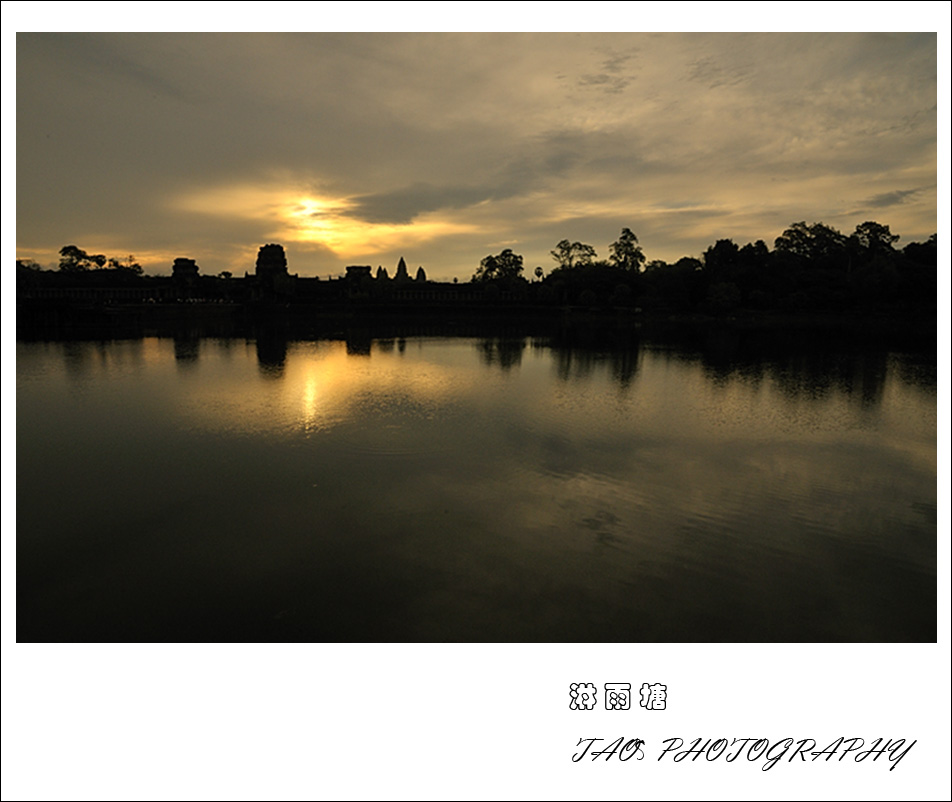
[15,32,938,278]
[20,33,192,102]
[687,55,751,90]
[865,188,922,208]
[576,54,633,95]
[347,182,507,225]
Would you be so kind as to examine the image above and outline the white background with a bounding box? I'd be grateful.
[3,4,949,800]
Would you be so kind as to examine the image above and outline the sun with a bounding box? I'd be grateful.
[281,194,478,257]
[177,181,479,259]
[286,196,358,250]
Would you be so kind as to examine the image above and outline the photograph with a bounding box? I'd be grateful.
[7,14,947,801]
[15,30,938,644]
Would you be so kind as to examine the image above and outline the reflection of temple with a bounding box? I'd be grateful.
[255,328,288,378]
[172,327,201,368]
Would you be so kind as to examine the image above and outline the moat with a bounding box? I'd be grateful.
[16,325,937,642]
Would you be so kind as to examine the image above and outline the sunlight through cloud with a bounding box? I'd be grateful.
[176,182,479,259]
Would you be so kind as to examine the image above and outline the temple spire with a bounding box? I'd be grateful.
[394,257,410,282]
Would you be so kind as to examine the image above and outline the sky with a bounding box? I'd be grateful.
[11,18,943,282]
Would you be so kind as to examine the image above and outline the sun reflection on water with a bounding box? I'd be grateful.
[176,340,482,437]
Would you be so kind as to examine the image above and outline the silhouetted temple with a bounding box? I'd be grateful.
[248,243,296,299]
[17,221,939,336]
[17,244,532,314]
[171,257,199,298]
[394,257,410,283]
[345,257,424,286]
[172,257,198,282]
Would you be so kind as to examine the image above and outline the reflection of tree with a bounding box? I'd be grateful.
[650,324,897,409]
[215,338,235,359]
[609,349,640,388]
[475,337,526,371]
[62,341,92,379]
[554,348,595,382]
[893,354,937,394]
[550,347,641,388]
[769,351,889,409]
[544,325,642,388]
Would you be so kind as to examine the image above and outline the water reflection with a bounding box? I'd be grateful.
[173,329,201,368]
[255,329,288,379]
[345,329,372,356]
[475,337,526,371]
[16,332,936,641]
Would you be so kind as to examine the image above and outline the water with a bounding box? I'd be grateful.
[16,330,937,641]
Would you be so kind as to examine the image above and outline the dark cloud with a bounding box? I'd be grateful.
[19,33,193,102]
[602,52,636,74]
[345,127,625,225]
[687,55,751,90]
[347,183,505,225]
[577,50,638,94]
[577,72,631,94]
[865,188,922,208]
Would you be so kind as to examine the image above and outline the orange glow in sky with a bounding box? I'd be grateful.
[177,183,477,261]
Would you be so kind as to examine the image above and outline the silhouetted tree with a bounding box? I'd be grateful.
[641,257,703,310]
[472,248,524,282]
[16,259,44,289]
[608,228,646,272]
[59,245,106,272]
[703,239,739,278]
[852,221,900,253]
[706,281,742,314]
[774,222,848,265]
[609,283,633,306]
[736,240,772,301]
[738,240,769,267]
[551,240,597,269]
[106,254,143,275]
[542,256,642,307]
[902,233,936,265]
[578,288,597,306]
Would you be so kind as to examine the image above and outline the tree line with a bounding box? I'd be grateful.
[17,222,937,316]
[471,221,936,314]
